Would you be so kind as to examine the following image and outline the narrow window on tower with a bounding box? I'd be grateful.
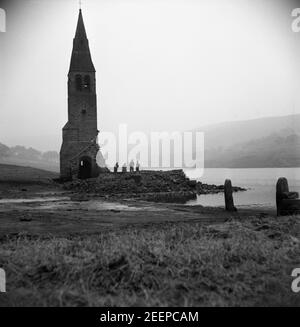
[83,75,91,91]
[75,74,82,91]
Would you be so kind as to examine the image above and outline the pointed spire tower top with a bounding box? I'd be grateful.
[69,9,95,73]
[75,9,87,39]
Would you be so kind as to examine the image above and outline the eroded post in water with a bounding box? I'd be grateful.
[276,177,300,216]
[276,177,289,216]
[224,179,237,212]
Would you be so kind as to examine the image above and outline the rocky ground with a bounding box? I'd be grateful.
[63,169,246,203]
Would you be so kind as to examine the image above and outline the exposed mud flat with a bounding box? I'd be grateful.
[0,197,70,204]
[0,164,275,238]
[1,165,297,307]
[0,186,276,239]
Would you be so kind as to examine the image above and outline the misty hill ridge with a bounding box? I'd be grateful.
[205,133,300,168]
[0,144,59,172]
[1,114,299,169]
[194,114,300,150]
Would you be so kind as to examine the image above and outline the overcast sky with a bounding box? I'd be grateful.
[0,0,300,151]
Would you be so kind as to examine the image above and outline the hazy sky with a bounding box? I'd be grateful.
[0,0,300,151]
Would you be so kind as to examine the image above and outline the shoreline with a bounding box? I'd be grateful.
[0,178,277,239]
[0,165,299,306]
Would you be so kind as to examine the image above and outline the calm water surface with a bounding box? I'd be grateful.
[184,168,300,208]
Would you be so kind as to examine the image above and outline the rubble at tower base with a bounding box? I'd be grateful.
[63,169,246,203]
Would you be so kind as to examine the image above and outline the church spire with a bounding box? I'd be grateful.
[75,9,87,39]
[69,9,95,73]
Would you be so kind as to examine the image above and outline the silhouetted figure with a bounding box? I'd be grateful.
[129,159,134,173]
[122,163,127,173]
[136,161,140,172]
[114,162,119,173]
[224,179,237,212]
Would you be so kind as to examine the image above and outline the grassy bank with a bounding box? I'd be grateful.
[0,163,58,184]
[0,215,299,307]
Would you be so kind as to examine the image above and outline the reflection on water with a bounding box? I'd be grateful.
[185,167,300,208]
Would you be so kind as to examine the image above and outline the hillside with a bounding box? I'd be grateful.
[193,114,300,150]
[0,143,59,172]
[190,114,300,168]
[205,133,300,168]
[0,164,58,184]
[1,114,300,170]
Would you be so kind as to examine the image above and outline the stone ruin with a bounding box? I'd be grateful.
[224,179,237,212]
[276,177,300,216]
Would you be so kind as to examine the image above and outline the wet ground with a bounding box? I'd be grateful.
[0,165,297,307]
[0,180,277,238]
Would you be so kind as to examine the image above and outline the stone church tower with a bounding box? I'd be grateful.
[60,9,100,180]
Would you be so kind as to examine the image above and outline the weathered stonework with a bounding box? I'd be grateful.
[276,177,300,216]
[224,179,237,212]
[60,9,99,180]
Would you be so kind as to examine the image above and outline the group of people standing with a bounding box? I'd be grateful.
[114,160,140,173]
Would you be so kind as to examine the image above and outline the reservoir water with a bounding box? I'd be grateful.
[184,168,300,208]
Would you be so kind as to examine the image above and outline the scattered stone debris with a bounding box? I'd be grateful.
[63,170,245,204]
[196,181,245,195]
[19,215,32,222]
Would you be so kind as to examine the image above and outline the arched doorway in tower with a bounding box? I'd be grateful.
[78,156,92,179]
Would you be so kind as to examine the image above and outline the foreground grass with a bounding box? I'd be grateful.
[0,216,299,307]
